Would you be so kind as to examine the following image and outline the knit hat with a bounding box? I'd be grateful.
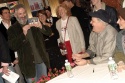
[118,8,125,20]
[89,9,111,23]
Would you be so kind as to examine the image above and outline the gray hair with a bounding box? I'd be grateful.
[14,4,28,25]
[97,18,108,26]
[14,4,26,14]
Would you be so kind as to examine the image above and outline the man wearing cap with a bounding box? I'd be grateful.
[91,0,120,31]
[114,8,125,63]
[73,9,117,65]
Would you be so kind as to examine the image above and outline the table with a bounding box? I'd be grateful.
[47,63,125,83]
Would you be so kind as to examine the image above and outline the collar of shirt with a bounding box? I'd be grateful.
[2,20,11,30]
[47,17,53,23]
[96,24,109,38]
[93,2,106,11]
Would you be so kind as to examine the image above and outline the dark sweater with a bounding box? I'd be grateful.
[44,17,59,49]
[7,21,52,78]
[0,22,16,62]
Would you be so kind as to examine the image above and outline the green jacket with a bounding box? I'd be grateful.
[113,30,125,63]
[7,21,52,78]
[114,50,125,63]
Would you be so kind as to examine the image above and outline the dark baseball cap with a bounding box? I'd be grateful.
[89,9,111,23]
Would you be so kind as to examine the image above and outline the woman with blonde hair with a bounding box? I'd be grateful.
[56,3,85,64]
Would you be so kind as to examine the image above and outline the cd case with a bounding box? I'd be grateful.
[28,17,38,24]
[2,70,19,83]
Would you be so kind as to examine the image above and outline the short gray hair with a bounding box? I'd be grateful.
[14,4,25,14]
[97,18,108,26]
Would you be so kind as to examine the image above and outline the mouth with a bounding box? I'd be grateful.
[21,18,26,20]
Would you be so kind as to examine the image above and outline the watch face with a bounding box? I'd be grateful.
[28,17,38,24]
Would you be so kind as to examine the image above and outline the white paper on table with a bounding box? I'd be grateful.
[2,70,19,83]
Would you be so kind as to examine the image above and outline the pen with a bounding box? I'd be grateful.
[93,68,94,73]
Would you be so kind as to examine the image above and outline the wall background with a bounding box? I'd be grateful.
[48,0,59,17]
[102,0,123,11]
[123,0,125,7]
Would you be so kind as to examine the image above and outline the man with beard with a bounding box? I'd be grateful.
[0,7,24,83]
[7,4,52,83]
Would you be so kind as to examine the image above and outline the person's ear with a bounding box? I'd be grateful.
[0,14,3,19]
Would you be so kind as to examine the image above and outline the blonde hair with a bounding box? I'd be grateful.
[56,3,71,18]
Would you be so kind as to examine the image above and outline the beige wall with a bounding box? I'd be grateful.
[18,0,59,17]
[48,0,59,17]
[123,0,125,7]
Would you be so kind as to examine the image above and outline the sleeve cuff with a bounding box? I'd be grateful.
[86,49,96,58]
[1,62,9,66]
[89,59,96,65]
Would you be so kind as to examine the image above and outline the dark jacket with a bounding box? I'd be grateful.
[71,5,90,29]
[105,5,120,31]
[0,32,11,68]
[0,22,15,62]
[7,21,52,78]
[44,17,59,49]
[114,30,125,63]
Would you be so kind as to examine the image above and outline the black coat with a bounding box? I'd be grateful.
[105,5,120,31]
[7,21,52,78]
[0,21,16,62]
[0,32,11,68]
[44,17,59,49]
